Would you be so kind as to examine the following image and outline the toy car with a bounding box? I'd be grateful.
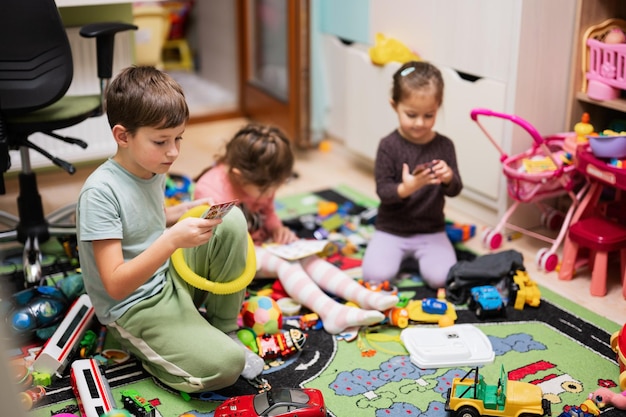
[421,297,448,314]
[557,404,596,417]
[214,387,326,417]
[445,365,551,417]
[469,285,505,319]
[120,389,161,417]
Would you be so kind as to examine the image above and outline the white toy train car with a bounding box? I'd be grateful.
[32,293,94,376]
[70,358,117,417]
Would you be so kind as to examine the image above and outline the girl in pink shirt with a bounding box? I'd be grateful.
[194,124,398,334]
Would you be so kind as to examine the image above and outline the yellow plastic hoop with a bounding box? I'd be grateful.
[171,204,256,294]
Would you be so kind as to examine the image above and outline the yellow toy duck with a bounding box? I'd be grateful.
[575,112,594,144]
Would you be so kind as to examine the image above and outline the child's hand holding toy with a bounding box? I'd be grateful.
[430,159,453,185]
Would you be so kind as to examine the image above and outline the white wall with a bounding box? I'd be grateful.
[195,1,238,98]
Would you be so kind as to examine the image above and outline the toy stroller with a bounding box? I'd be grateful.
[470,108,588,272]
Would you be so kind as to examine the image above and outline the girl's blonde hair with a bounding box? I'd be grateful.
[214,124,294,190]
[391,61,444,105]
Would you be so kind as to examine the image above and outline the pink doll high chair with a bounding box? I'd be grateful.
[582,18,626,101]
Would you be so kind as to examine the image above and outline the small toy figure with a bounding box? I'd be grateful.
[558,404,597,417]
[237,327,307,361]
[604,27,626,44]
[590,387,626,410]
[256,328,307,360]
[299,313,322,331]
[385,306,409,328]
[79,330,98,358]
[509,269,541,310]
[574,113,594,144]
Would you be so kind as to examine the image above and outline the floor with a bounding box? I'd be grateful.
[1,117,624,325]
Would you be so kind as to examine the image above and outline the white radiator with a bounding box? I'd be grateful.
[8,27,134,172]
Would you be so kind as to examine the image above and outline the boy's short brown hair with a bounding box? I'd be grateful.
[105,66,189,133]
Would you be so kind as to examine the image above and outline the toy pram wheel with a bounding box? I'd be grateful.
[481,228,502,250]
[541,209,565,231]
[536,248,558,272]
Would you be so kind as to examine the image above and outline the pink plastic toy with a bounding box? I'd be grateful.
[586,35,626,100]
[590,387,626,410]
[471,108,586,272]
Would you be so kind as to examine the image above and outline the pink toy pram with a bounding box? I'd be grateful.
[470,108,588,272]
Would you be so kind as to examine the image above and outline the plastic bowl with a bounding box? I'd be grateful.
[588,135,626,159]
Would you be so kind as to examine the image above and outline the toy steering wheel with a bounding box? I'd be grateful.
[170,204,256,294]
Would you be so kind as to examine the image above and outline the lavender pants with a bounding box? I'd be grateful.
[361,230,456,289]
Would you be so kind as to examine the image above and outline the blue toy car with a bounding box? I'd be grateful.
[469,285,505,319]
[421,298,447,314]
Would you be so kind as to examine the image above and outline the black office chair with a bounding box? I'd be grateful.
[0,0,137,284]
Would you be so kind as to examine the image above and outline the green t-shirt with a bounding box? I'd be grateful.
[77,158,168,324]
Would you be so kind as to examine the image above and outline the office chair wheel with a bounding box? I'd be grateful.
[536,247,558,272]
[0,212,19,237]
[22,237,43,285]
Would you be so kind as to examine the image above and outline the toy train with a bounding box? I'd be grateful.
[32,293,95,377]
[70,358,117,417]
[120,389,162,417]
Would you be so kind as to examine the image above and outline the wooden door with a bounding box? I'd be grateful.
[238,0,310,147]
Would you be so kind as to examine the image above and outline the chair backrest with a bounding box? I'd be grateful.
[0,0,73,115]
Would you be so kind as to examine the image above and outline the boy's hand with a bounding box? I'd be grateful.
[166,216,222,249]
[165,198,216,226]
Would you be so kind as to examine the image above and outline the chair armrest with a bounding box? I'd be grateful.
[79,22,137,80]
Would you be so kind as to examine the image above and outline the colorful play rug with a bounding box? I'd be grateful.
[17,283,624,417]
[4,185,624,417]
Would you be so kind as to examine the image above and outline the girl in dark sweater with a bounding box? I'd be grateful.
[362,61,463,290]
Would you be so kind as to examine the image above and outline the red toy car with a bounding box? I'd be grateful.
[214,388,326,417]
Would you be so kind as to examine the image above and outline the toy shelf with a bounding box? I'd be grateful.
[567,0,626,131]
[575,91,626,114]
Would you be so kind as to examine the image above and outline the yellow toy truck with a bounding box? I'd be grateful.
[445,366,551,417]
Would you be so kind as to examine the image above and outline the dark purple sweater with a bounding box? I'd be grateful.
[374,129,463,236]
